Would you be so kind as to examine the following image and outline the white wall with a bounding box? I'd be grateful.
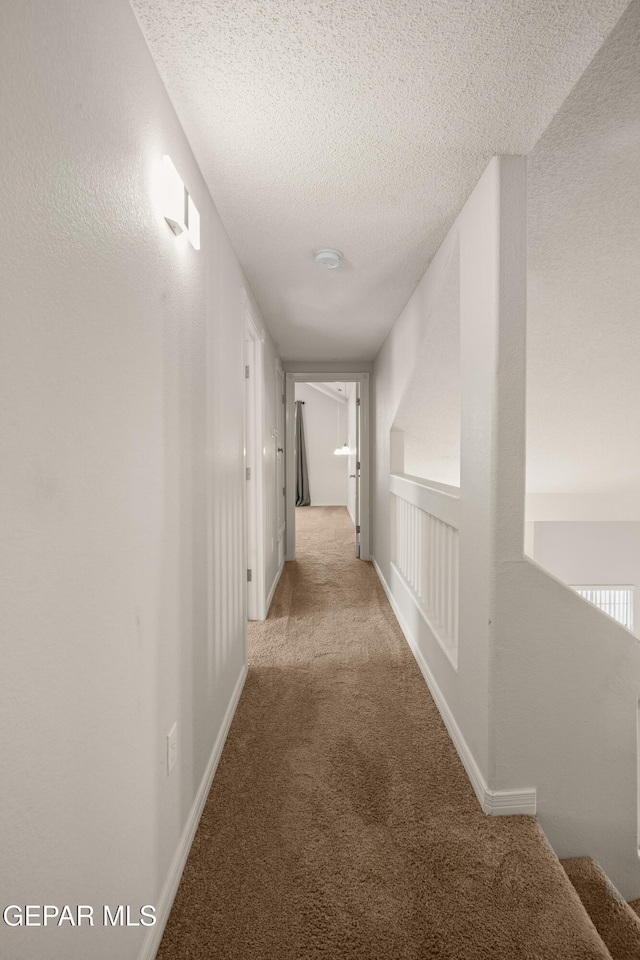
[0,2,277,957]
[373,159,520,786]
[295,383,348,507]
[527,492,640,522]
[528,522,640,636]
[504,7,640,897]
[493,558,640,899]
[391,240,461,486]
[374,153,640,900]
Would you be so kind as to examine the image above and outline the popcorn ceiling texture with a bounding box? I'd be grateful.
[130,0,628,361]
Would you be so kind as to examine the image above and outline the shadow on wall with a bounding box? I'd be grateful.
[391,238,460,487]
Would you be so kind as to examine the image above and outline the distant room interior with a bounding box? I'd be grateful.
[294,381,359,549]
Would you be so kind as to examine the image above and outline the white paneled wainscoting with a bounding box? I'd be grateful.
[377,474,537,817]
[570,585,635,632]
[390,473,460,668]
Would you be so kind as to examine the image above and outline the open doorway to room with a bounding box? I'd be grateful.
[284,371,370,563]
[293,381,361,557]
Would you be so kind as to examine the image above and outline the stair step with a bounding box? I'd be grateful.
[562,858,640,960]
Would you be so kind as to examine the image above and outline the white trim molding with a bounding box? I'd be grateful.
[139,664,248,960]
[373,557,536,818]
[389,561,458,670]
[483,787,537,815]
[390,472,460,529]
[308,501,349,507]
[266,558,285,616]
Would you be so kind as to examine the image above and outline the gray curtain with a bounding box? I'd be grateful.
[295,401,310,506]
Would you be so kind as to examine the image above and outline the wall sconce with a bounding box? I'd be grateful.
[162,155,200,250]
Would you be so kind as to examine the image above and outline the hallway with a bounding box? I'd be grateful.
[157,508,607,959]
[4,3,640,957]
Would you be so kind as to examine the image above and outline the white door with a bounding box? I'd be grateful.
[354,382,361,557]
[276,365,285,567]
[244,339,258,620]
[243,306,265,620]
[346,383,358,553]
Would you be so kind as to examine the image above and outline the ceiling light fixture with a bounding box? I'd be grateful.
[314,248,343,269]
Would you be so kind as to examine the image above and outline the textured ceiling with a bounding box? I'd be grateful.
[131,0,628,361]
[526,0,640,498]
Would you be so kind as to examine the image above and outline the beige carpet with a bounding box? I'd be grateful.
[561,858,640,960]
[157,506,610,959]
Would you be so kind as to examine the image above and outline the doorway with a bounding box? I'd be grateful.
[284,370,370,562]
[276,363,286,570]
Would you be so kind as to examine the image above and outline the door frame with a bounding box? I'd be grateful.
[284,370,371,562]
[275,362,286,567]
[354,381,361,557]
[244,301,266,620]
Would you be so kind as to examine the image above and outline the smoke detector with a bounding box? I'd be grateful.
[314,248,343,269]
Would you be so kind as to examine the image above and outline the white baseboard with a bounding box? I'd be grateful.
[139,663,248,960]
[309,502,348,507]
[266,559,285,615]
[372,557,536,818]
[484,787,537,815]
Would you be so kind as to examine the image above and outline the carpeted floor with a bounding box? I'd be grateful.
[561,858,640,960]
[157,506,610,959]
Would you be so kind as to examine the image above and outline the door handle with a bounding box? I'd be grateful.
[277,447,284,453]
[349,474,356,478]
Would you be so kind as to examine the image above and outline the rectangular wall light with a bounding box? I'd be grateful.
[162,155,200,250]
[163,155,186,236]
